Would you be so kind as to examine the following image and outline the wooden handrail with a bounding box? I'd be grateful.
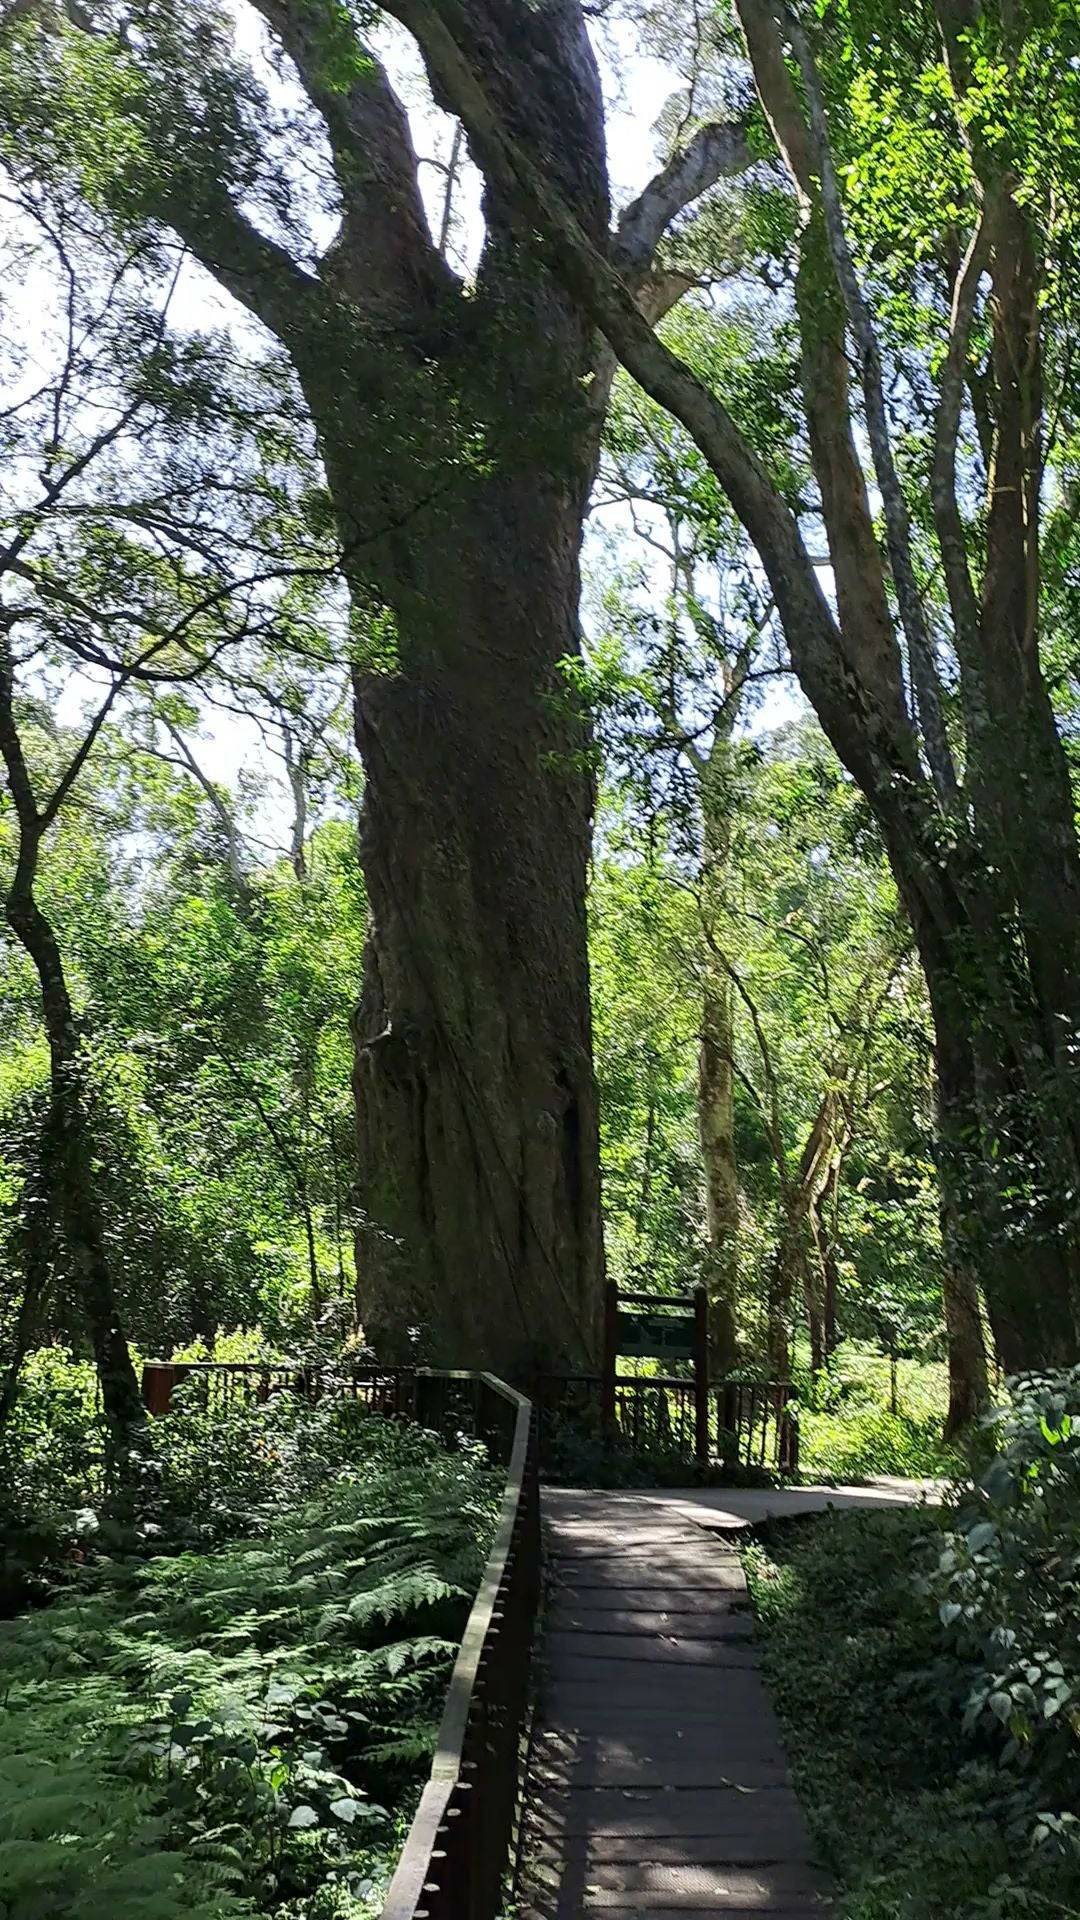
[381,1373,536,1920]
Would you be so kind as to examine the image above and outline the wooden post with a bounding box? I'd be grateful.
[693,1286,710,1470]
[140,1362,175,1416]
[601,1278,619,1439]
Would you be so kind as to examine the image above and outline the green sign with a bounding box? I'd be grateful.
[617,1309,696,1361]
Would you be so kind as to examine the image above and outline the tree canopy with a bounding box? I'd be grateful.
[1,0,1079,1441]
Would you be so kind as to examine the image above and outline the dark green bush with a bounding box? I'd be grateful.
[746,1486,1080,1917]
[0,1412,500,1920]
[0,1349,104,1609]
[924,1368,1080,1853]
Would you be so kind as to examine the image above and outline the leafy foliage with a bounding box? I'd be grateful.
[924,1369,1080,1839]
[794,1346,960,1481]
[0,1396,499,1920]
[746,1499,1080,1918]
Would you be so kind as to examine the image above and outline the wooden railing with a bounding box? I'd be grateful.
[139,1359,412,1418]
[141,1358,798,1474]
[139,1361,541,1920]
[528,1369,799,1474]
[381,1374,540,1920]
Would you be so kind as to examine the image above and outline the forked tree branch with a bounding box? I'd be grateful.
[384,0,954,926]
[249,0,457,319]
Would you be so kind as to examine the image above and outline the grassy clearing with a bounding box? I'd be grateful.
[794,1346,962,1482]
[744,1505,1080,1920]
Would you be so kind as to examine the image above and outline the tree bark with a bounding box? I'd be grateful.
[805,1202,828,1374]
[0,644,144,1439]
[699,965,739,1371]
[349,462,604,1367]
[697,730,742,1373]
[767,1218,806,1378]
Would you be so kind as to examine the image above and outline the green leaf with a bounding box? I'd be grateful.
[965,1522,997,1554]
[329,1796,366,1824]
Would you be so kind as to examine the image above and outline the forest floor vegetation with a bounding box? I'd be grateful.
[745,1373,1080,1918]
[0,1371,500,1920]
[794,1349,964,1483]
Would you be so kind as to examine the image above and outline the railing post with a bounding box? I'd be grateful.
[779,1383,799,1473]
[693,1286,710,1471]
[718,1380,739,1466]
[140,1362,176,1416]
[601,1278,618,1440]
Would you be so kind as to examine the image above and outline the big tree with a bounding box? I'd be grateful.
[328,0,1080,1385]
[1,0,754,1367]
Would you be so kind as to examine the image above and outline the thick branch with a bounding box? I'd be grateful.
[731,0,912,755]
[783,5,958,806]
[156,183,332,358]
[380,0,966,963]
[33,3,333,354]
[616,117,754,270]
[932,217,988,699]
[249,1,457,319]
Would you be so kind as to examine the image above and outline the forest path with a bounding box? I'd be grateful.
[517,1483,929,1917]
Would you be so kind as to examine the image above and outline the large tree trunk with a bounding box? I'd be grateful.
[349,463,604,1371]
[288,8,615,1374]
[919,892,1078,1381]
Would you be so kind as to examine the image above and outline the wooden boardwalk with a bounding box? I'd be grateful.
[518,1490,824,1918]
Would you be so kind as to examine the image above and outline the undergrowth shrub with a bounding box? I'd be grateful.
[0,1413,500,1920]
[0,1348,104,1608]
[793,1345,957,1481]
[923,1368,1080,1867]
[797,1405,959,1482]
[746,1388,1080,1919]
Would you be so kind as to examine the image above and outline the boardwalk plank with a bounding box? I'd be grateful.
[553,1563,747,1591]
[523,1858,821,1906]
[530,1827,807,1858]
[548,1608,752,1637]
[517,1491,823,1919]
[549,1585,750,1612]
[544,1628,756,1663]
[529,1786,807,1841]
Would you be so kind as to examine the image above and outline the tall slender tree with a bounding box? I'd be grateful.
[0,181,332,1425]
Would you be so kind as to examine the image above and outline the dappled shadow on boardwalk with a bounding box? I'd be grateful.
[516,1490,828,1918]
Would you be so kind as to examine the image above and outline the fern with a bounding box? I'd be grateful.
[0,1407,500,1920]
